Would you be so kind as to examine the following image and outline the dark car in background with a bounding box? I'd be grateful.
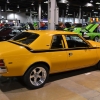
[0,27,21,41]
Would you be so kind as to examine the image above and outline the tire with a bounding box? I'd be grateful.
[96,61,100,70]
[23,64,49,89]
[94,36,99,42]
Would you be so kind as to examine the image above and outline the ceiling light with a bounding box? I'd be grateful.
[83,15,87,16]
[7,0,9,3]
[6,20,8,23]
[68,14,72,15]
[84,3,93,7]
[17,5,19,8]
[67,6,69,9]
[44,1,48,3]
[59,0,68,4]
[90,0,93,3]
[94,12,98,14]
[1,9,4,12]
[6,8,13,11]
[26,9,28,12]
[31,2,34,5]
[1,16,4,18]
[66,10,68,12]
[96,2,100,4]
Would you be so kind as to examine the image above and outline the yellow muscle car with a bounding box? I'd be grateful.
[0,30,100,89]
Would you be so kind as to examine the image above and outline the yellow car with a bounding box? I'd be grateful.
[0,30,100,89]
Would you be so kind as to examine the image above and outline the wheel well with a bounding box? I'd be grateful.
[24,62,50,76]
[94,36,99,40]
[95,36,99,38]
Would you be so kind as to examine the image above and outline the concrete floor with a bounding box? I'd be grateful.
[1,67,100,100]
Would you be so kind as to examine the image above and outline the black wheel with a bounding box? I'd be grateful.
[23,64,49,89]
[94,36,99,42]
[96,61,100,70]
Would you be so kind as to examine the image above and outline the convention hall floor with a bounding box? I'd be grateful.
[1,67,100,100]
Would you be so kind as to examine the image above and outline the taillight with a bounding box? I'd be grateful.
[0,59,5,66]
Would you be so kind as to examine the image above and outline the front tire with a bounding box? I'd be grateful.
[23,64,49,89]
[94,36,99,42]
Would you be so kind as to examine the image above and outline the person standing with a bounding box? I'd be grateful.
[56,22,65,30]
[97,24,100,32]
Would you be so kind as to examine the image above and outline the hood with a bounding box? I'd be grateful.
[85,24,93,30]
[87,40,100,47]
[89,24,99,33]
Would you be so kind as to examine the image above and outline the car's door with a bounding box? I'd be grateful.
[49,34,68,73]
[63,34,98,70]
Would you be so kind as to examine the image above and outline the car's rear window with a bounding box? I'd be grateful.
[10,32,39,45]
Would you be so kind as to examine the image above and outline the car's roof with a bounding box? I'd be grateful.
[26,30,77,35]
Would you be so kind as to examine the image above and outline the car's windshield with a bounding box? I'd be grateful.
[10,32,39,45]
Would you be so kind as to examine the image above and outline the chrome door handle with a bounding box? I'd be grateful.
[69,53,73,57]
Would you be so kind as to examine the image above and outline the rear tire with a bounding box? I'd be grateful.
[23,64,49,89]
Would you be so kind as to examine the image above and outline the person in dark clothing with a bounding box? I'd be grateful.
[28,23,34,30]
[56,22,64,30]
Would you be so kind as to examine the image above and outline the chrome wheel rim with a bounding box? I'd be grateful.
[95,37,99,42]
[30,67,47,86]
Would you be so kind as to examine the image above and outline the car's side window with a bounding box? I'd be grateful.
[64,35,89,48]
[51,35,64,49]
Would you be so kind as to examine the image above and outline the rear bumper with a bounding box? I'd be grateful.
[0,67,7,74]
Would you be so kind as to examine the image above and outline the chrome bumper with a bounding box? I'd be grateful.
[0,68,7,74]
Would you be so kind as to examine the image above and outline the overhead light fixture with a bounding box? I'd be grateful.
[26,9,28,12]
[59,0,68,4]
[31,2,34,5]
[1,9,4,12]
[1,16,4,18]
[66,10,68,12]
[83,15,87,16]
[94,12,98,14]
[84,3,93,7]
[67,6,69,9]
[7,0,9,3]
[96,2,100,4]
[90,0,93,3]
[6,8,13,11]
[17,5,19,8]
[68,14,72,15]
[6,20,8,23]
[44,1,48,3]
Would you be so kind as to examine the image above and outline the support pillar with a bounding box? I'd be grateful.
[79,7,81,23]
[38,4,41,27]
[0,6,1,19]
[82,11,83,26]
[73,12,75,23]
[5,4,7,20]
[48,0,59,30]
